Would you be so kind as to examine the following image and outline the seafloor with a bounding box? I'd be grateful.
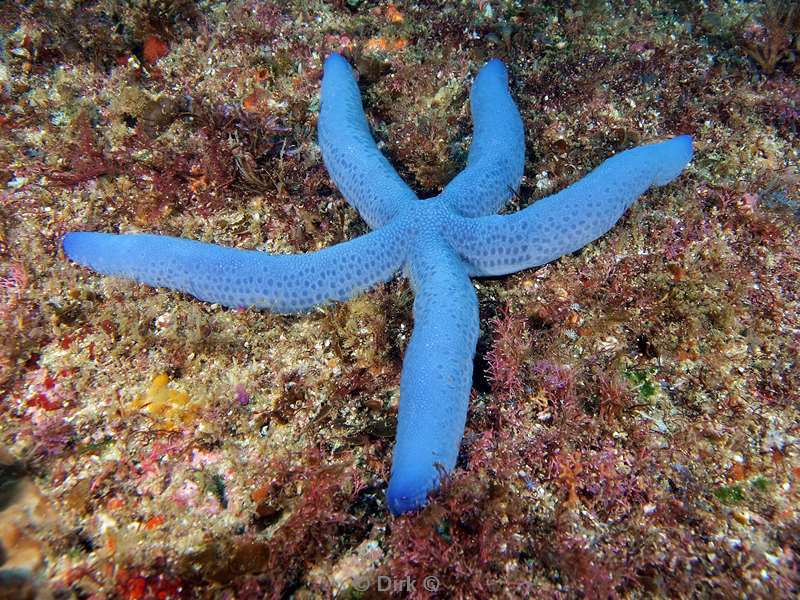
[1,1,798,598]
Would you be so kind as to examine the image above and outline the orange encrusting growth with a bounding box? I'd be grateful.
[364,37,408,52]
[129,373,199,429]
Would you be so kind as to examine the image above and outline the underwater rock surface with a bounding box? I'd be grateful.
[0,1,798,597]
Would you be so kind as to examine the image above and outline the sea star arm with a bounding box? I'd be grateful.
[62,219,409,312]
[446,135,693,276]
[438,59,525,218]
[318,54,417,228]
[387,237,479,515]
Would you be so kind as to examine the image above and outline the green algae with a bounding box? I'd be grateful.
[714,484,745,505]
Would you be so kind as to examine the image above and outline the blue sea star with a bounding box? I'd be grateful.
[63,53,693,515]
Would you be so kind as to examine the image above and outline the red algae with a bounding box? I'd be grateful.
[142,35,170,65]
[0,0,799,598]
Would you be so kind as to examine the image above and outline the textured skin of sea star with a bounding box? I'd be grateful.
[63,53,693,515]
